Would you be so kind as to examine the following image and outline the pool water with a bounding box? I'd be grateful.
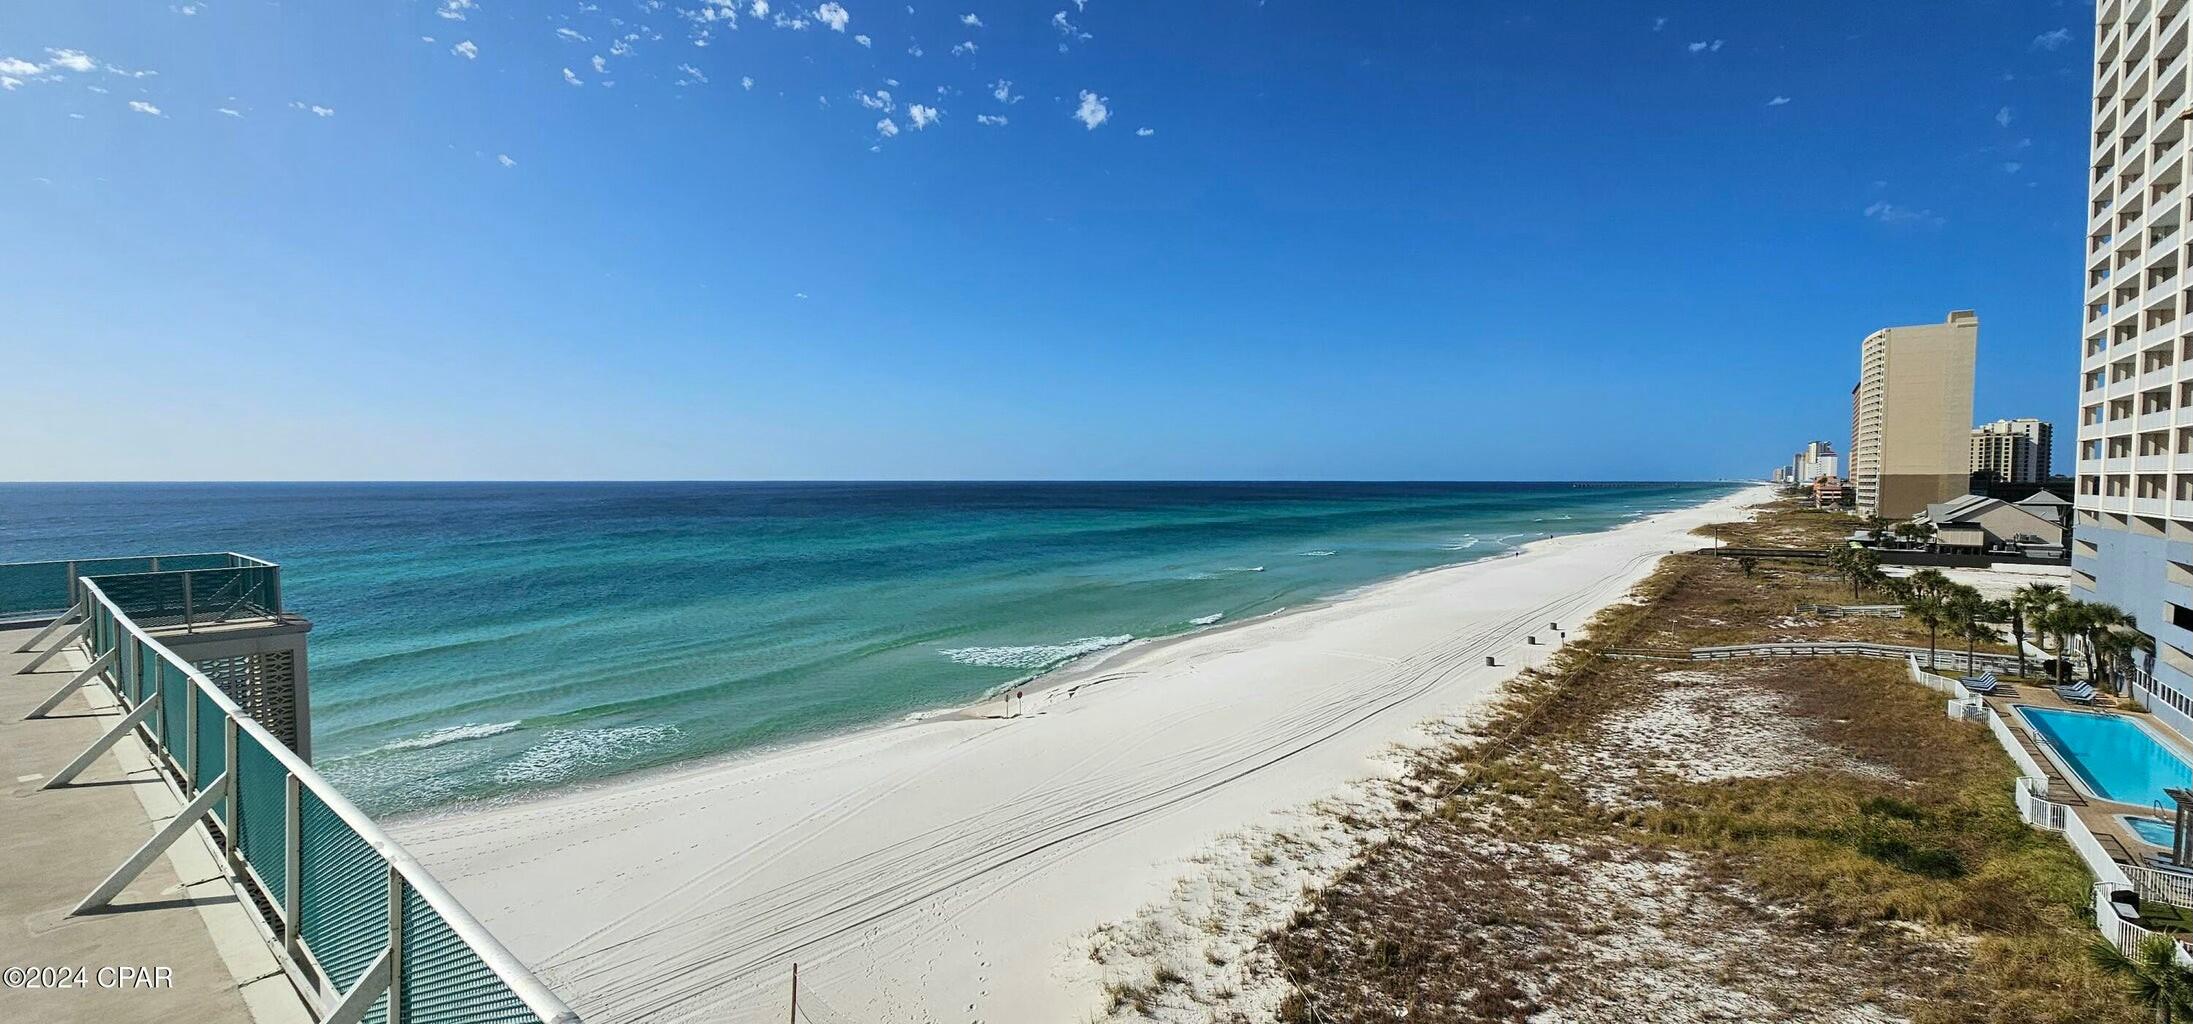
[2018,706,2193,808]
[2127,816,2180,848]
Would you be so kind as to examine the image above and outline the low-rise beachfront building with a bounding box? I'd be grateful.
[1915,493,2067,557]
[1849,311,1980,519]
[1812,476,1846,508]
[2077,0,2193,739]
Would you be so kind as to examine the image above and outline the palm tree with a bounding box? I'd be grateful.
[2079,603,2136,694]
[1905,568,1952,601]
[2009,583,2064,679]
[1949,589,2003,672]
[1909,593,1951,671]
[2089,933,2193,1023]
[1827,545,1882,602]
[2036,600,2085,685]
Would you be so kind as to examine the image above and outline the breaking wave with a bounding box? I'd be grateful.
[940,634,1135,670]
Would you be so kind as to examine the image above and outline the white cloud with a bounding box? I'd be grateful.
[563,67,584,85]
[1136,126,1153,136]
[0,78,19,91]
[437,0,476,21]
[677,62,708,83]
[290,101,335,116]
[907,103,939,129]
[45,48,98,73]
[749,0,769,16]
[127,100,161,115]
[989,78,1019,103]
[741,75,755,89]
[794,291,809,300]
[1686,39,1723,53]
[498,153,517,167]
[2002,161,2023,174]
[557,27,590,43]
[1072,88,1108,129]
[1052,10,1089,40]
[961,12,982,27]
[2032,27,2072,51]
[976,113,1006,125]
[951,40,977,56]
[816,2,850,31]
[1653,16,1666,31]
[876,116,899,136]
[216,106,242,117]
[0,57,38,76]
[1862,200,1941,227]
[854,33,872,46]
[592,54,607,72]
[1995,105,2012,128]
[175,2,203,14]
[453,40,479,59]
[858,88,892,110]
[1766,95,1790,106]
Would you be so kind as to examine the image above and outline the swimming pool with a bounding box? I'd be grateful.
[2017,706,2193,808]
[2124,815,2180,848]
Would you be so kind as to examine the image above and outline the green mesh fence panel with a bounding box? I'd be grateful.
[0,561,74,618]
[158,661,189,761]
[194,689,225,820]
[299,790,389,1024]
[98,574,188,627]
[401,889,536,1024]
[235,737,288,903]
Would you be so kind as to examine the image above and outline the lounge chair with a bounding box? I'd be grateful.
[1961,671,1999,695]
[2056,682,2097,705]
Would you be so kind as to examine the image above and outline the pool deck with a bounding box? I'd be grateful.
[0,623,310,1024]
[1981,683,2169,870]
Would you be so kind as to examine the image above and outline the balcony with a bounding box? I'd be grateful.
[2109,456,2138,474]
[2146,365,2183,390]
[2146,409,2180,432]
[2138,496,2174,516]
[2142,453,2178,472]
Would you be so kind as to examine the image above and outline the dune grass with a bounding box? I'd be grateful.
[1261,502,2140,1024]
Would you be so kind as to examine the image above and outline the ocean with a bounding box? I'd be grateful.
[0,481,1736,814]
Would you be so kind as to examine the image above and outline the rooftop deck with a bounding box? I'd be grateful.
[1,555,579,1024]
[2,622,302,1024]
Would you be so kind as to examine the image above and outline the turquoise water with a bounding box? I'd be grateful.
[2019,706,2193,808]
[2126,816,2178,847]
[0,481,1735,814]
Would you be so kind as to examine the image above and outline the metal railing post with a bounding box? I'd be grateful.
[224,715,239,862]
[182,571,194,630]
[284,773,302,960]
[386,866,407,1024]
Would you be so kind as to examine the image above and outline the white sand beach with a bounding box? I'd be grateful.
[393,485,1772,1024]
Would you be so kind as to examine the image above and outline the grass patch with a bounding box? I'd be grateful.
[1258,499,2140,1024]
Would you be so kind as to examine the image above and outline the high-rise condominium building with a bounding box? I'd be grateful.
[1847,311,1979,518]
[1971,418,2054,485]
[2077,0,2193,726]
[1790,440,1839,484]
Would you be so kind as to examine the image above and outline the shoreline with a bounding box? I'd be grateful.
[392,483,1774,1023]
[383,489,1739,827]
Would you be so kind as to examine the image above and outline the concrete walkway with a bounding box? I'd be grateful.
[0,624,309,1024]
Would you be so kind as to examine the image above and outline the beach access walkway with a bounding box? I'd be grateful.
[0,623,308,1024]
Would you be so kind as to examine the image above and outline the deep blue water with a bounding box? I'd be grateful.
[0,481,1735,813]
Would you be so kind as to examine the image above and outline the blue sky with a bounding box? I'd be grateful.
[1,2,2093,481]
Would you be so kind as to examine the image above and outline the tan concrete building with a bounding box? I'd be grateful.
[1971,417,2054,485]
[1847,310,1979,518]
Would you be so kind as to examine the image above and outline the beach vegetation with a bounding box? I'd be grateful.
[1257,499,2145,1024]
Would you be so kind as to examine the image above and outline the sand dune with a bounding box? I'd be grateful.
[393,485,1771,1024]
